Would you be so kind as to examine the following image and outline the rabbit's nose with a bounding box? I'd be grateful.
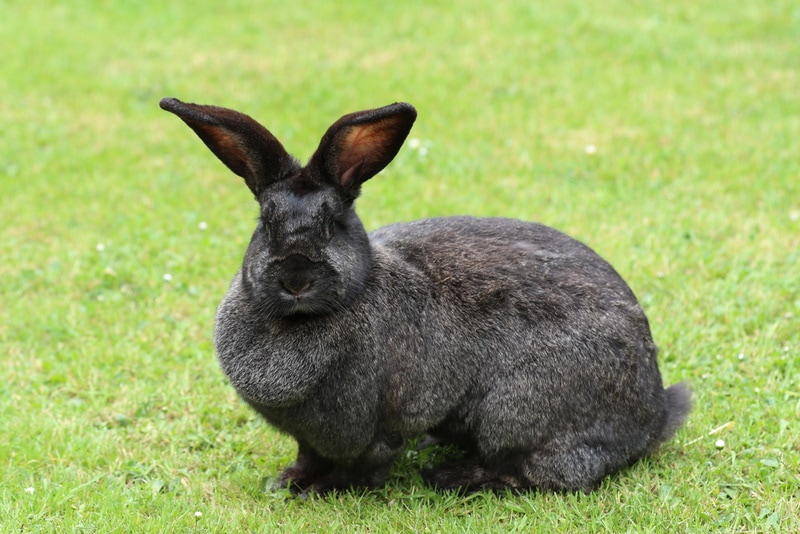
[282,277,313,296]
[280,254,316,296]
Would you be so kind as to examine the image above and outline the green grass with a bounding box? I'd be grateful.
[2,0,798,531]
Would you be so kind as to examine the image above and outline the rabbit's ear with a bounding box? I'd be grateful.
[309,103,416,196]
[160,98,292,197]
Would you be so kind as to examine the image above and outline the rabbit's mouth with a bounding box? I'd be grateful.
[260,279,346,319]
[282,296,328,318]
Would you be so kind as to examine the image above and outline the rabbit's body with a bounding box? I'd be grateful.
[161,98,691,495]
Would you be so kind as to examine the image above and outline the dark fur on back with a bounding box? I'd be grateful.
[161,98,691,495]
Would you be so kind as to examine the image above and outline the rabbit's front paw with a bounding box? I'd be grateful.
[277,464,329,495]
[279,467,382,497]
[277,445,335,495]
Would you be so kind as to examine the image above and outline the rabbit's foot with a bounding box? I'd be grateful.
[277,442,335,494]
[421,458,526,493]
[292,466,388,497]
[424,444,631,493]
[278,462,333,495]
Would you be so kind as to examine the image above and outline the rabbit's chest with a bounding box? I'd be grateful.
[251,365,382,460]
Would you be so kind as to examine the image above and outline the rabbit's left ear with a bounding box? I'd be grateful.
[308,102,417,197]
[159,98,294,198]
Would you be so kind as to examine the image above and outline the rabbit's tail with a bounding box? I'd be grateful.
[657,382,692,445]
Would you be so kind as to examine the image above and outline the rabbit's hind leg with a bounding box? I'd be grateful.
[519,442,633,493]
[421,443,629,493]
[420,454,528,493]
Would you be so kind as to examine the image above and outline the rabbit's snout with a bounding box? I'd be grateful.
[279,254,318,297]
[282,278,313,297]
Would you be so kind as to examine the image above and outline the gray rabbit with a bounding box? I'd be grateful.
[160,98,690,495]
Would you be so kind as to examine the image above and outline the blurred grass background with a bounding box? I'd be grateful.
[1,0,798,531]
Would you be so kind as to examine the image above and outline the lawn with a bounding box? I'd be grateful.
[1,0,798,531]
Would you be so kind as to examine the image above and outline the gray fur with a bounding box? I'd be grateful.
[160,98,691,495]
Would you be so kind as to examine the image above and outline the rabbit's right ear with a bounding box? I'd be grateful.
[308,102,417,197]
[160,98,292,197]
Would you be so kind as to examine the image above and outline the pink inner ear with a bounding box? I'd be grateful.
[197,123,251,178]
[332,114,407,188]
[339,162,362,188]
[337,126,374,178]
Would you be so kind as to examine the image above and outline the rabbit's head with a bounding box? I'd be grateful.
[160,99,416,318]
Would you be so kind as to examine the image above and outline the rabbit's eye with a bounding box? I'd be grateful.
[326,220,335,240]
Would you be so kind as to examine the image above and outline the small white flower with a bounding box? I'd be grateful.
[715,439,725,449]
[163,273,173,282]
[737,353,745,360]
[789,210,799,221]
[584,144,598,155]
[418,146,429,157]
[194,511,203,518]
[198,221,208,230]
[24,487,34,494]
[408,138,422,149]
[96,243,105,252]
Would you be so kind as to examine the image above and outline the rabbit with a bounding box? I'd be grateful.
[160,97,691,496]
